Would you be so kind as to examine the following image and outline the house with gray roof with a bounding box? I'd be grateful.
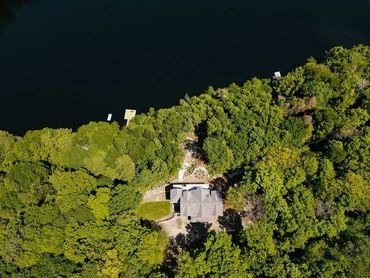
[170,184,223,222]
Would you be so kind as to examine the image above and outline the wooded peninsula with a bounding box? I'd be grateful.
[0,45,369,277]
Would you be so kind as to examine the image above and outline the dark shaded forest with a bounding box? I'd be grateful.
[0,45,369,277]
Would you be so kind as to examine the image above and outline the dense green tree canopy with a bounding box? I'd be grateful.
[0,45,369,277]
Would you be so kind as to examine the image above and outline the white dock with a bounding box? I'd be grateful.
[124,109,136,126]
[273,71,282,79]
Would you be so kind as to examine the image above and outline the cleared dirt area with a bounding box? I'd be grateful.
[142,184,167,203]
[176,166,211,183]
[160,216,190,237]
[159,215,222,237]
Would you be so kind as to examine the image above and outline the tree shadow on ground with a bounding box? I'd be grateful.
[173,222,211,252]
[139,219,161,231]
[162,222,211,276]
[162,237,181,277]
[184,222,211,250]
[218,208,243,235]
[193,122,208,162]
[165,184,173,200]
[211,176,231,198]
[226,167,245,185]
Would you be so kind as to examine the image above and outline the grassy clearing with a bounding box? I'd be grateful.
[137,201,171,220]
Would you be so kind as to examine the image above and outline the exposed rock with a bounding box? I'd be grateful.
[306,96,318,108]
[291,99,307,114]
[283,103,291,111]
[357,78,367,89]
[334,127,360,139]
[287,97,318,115]
[315,200,336,219]
[302,115,313,125]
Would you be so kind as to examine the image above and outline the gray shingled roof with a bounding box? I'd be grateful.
[171,187,223,222]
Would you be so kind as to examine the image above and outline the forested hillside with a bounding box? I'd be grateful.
[0,45,369,277]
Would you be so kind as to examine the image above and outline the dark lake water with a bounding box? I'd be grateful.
[1,0,370,135]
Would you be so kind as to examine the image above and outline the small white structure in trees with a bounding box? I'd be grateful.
[273,71,282,80]
[124,109,136,126]
[107,113,112,121]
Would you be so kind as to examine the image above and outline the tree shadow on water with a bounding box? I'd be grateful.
[0,0,34,25]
